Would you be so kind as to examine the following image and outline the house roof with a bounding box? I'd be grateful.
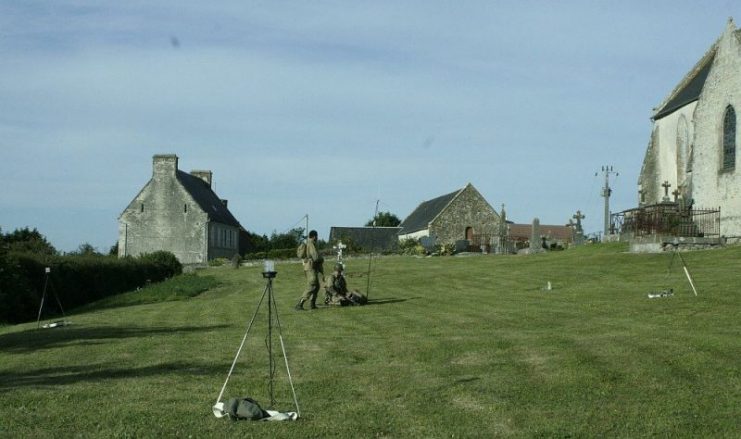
[176,170,240,227]
[328,226,402,252]
[398,188,463,234]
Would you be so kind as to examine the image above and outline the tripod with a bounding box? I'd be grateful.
[214,269,301,416]
[666,245,699,296]
[36,267,68,329]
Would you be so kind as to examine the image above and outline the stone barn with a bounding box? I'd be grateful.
[118,154,241,264]
[398,183,501,250]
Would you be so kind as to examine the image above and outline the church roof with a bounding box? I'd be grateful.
[653,54,714,120]
[399,187,464,234]
[176,170,240,227]
[653,26,741,120]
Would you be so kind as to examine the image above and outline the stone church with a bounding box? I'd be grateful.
[637,19,741,241]
[118,154,241,264]
[398,183,501,249]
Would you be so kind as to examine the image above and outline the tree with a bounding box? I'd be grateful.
[268,227,304,249]
[1,227,57,255]
[365,211,401,227]
[70,242,101,256]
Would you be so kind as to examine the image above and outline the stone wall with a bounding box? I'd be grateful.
[428,184,500,245]
[691,23,741,238]
[119,155,210,264]
[640,102,697,204]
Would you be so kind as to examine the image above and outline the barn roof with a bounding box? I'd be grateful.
[328,226,402,252]
[398,188,463,234]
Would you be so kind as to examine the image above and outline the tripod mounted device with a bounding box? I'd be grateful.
[650,241,699,298]
[212,260,301,420]
[36,267,70,329]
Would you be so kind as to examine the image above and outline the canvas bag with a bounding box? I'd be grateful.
[296,242,307,259]
[225,397,269,421]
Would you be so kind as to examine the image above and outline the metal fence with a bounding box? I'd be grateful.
[611,204,720,238]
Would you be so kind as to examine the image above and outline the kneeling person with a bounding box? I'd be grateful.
[325,263,367,306]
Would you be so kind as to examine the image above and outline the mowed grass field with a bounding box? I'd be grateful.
[0,243,739,438]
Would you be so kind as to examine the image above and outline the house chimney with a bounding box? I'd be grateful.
[221,199,228,207]
[190,170,213,187]
[153,154,178,176]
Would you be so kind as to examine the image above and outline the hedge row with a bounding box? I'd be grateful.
[0,251,182,324]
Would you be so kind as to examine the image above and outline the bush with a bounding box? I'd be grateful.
[138,251,183,277]
[0,250,183,324]
[242,248,298,260]
[398,238,428,256]
[208,258,229,267]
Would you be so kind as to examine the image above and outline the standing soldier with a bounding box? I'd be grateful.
[295,230,324,310]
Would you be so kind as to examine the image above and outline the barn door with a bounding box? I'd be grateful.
[465,227,474,241]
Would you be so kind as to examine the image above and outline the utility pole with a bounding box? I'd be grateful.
[597,165,618,238]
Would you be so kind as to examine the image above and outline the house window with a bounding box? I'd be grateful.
[722,105,736,171]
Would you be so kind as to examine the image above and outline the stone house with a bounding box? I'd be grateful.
[118,154,241,264]
[637,19,741,241]
[398,183,501,249]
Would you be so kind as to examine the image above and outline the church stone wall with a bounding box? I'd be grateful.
[429,185,500,245]
[641,102,696,204]
[691,25,741,238]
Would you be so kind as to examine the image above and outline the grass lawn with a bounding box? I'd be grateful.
[0,243,739,438]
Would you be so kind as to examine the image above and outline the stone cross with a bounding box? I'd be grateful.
[572,210,585,234]
[661,180,671,202]
[672,188,680,202]
[333,240,347,263]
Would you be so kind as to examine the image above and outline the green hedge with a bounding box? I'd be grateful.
[242,248,298,261]
[0,251,182,324]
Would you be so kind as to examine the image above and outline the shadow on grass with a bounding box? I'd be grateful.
[0,324,230,354]
[0,360,230,390]
[365,296,420,306]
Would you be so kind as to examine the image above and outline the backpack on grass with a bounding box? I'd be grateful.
[225,397,269,421]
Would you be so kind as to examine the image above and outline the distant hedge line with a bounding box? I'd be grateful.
[0,251,182,324]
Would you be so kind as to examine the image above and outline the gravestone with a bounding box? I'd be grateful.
[528,218,545,253]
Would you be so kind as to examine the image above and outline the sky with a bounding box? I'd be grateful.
[1,1,739,252]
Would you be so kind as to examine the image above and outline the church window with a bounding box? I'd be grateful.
[140,203,144,213]
[722,105,736,170]
[184,204,188,213]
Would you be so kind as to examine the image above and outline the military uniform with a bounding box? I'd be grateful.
[325,271,349,305]
[296,237,324,310]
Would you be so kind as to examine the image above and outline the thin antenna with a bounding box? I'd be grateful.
[366,200,380,300]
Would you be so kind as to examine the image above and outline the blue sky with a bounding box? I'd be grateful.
[1,1,739,252]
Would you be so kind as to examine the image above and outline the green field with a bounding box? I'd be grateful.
[1,243,739,438]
